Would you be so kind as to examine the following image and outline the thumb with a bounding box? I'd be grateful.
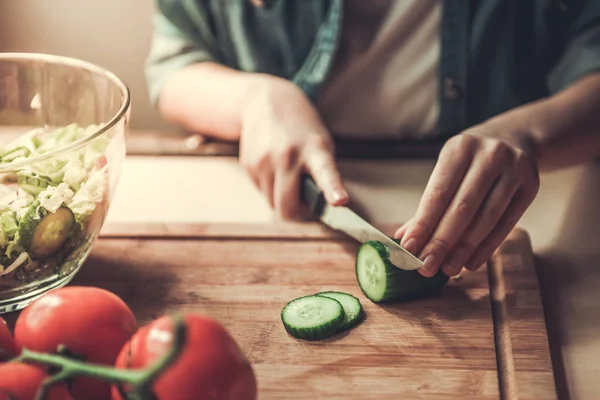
[304,147,349,206]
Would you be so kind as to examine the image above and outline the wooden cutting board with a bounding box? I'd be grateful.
[70,222,556,400]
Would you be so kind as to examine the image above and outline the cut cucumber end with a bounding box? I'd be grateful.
[281,295,345,341]
[315,291,364,332]
[355,240,449,304]
[355,242,390,302]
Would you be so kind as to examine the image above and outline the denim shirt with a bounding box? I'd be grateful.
[147,0,600,139]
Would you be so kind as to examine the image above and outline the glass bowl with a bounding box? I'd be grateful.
[0,53,129,313]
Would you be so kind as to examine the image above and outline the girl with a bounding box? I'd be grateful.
[145,0,600,277]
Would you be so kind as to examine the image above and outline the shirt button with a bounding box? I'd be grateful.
[443,77,462,100]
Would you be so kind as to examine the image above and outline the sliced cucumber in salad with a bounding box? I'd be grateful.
[19,204,75,259]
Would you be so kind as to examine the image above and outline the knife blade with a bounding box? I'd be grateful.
[300,175,424,271]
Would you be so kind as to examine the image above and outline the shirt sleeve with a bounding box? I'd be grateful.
[547,4,600,93]
[145,12,218,107]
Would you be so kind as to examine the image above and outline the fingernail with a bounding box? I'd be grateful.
[441,263,452,276]
[403,238,417,255]
[466,260,485,271]
[422,255,437,274]
[330,189,348,204]
[443,263,460,277]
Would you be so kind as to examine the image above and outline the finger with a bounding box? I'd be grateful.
[273,165,304,220]
[393,219,412,241]
[242,152,271,203]
[258,170,275,209]
[441,171,520,277]
[304,147,349,206]
[417,155,502,277]
[464,188,533,271]
[399,142,472,258]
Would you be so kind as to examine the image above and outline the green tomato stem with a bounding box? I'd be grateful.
[12,313,187,400]
[15,348,146,383]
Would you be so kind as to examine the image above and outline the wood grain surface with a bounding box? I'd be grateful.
[64,223,556,399]
[489,230,556,400]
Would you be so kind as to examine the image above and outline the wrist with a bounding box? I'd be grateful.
[239,74,299,120]
[471,116,540,160]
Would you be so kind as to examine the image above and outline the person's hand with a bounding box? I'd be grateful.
[394,127,540,277]
[239,77,349,219]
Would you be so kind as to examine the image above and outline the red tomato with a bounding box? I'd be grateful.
[0,363,73,400]
[0,318,17,361]
[14,287,137,400]
[112,314,257,400]
[84,192,108,237]
[96,155,108,169]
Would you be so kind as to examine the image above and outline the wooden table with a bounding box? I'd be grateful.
[65,222,557,400]
[1,127,597,398]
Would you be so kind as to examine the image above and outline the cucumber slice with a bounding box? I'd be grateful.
[356,240,449,303]
[315,291,364,332]
[281,295,345,341]
[19,202,75,259]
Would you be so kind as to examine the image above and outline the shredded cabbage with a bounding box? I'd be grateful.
[0,124,109,273]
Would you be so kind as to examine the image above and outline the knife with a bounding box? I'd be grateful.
[300,175,424,271]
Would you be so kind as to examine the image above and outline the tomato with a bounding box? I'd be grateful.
[0,363,73,400]
[0,318,17,361]
[84,192,108,237]
[112,314,257,400]
[96,155,107,169]
[14,287,137,400]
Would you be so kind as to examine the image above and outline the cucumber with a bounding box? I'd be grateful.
[19,202,76,259]
[356,240,449,303]
[281,295,345,341]
[315,291,364,332]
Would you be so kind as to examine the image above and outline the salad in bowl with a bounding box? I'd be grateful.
[0,53,129,312]
[0,125,110,282]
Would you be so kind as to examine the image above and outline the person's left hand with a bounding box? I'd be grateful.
[394,127,540,277]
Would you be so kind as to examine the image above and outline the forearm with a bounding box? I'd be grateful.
[157,62,277,141]
[481,73,600,171]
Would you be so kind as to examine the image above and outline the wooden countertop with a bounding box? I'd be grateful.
[103,155,600,400]
[86,223,555,399]
[1,126,596,398]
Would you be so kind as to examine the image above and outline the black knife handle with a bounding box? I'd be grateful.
[300,175,326,217]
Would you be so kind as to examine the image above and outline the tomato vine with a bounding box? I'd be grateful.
[12,314,186,400]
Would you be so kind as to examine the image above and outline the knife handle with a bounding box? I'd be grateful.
[300,175,326,217]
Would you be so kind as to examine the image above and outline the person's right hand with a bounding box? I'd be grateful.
[239,77,349,219]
